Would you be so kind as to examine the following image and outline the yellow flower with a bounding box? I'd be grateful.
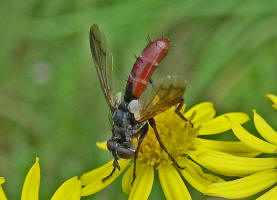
[267,94,277,110]
[206,94,277,199]
[81,102,264,199]
[0,177,7,200]
[1,157,82,200]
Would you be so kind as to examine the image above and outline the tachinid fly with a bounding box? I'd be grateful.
[89,24,191,182]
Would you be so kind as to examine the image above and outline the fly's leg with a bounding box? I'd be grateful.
[132,124,148,184]
[149,118,185,170]
[102,165,116,182]
[175,98,194,127]
[102,153,120,182]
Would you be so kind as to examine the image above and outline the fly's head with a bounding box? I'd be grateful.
[107,138,135,159]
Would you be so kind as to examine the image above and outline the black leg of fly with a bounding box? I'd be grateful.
[175,98,194,127]
[102,152,121,182]
[132,124,148,184]
[148,118,185,170]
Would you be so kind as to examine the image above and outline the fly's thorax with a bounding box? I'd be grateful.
[112,103,133,128]
[111,102,135,141]
[111,102,146,141]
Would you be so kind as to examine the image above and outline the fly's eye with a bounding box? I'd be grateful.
[107,139,116,152]
[117,147,135,159]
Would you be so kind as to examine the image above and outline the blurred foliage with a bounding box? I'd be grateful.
[0,0,277,199]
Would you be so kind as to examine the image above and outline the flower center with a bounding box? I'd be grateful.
[137,107,199,166]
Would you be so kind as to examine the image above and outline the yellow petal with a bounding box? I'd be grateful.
[0,177,7,200]
[229,116,277,153]
[51,176,81,200]
[96,141,108,150]
[122,164,133,195]
[206,169,277,199]
[128,163,154,200]
[81,159,129,196]
[189,147,277,176]
[199,112,249,135]
[184,102,215,125]
[122,163,154,199]
[256,185,277,200]
[266,94,277,110]
[158,164,191,200]
[253,109,277,145]
[21,157,40,200]
[195,138,261,157]
[180,159,225,194]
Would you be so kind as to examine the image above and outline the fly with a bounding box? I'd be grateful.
[89,24,192,182]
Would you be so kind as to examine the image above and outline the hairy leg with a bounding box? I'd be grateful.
[102,153,120,182]
[132,124,148,183]
[149,118,184,169]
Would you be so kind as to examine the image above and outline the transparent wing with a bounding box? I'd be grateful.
[133,75,186,122]
[90,24,115,111]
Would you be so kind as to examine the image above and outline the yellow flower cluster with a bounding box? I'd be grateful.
[82,102,255,199]
[83,94,277,200]
[0,94,276,200]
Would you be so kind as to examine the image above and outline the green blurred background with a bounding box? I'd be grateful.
[0,0,277,199]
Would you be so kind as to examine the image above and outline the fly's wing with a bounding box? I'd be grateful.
[132,75,186,122]
[90,24,115,111]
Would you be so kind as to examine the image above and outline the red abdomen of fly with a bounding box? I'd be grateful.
[124,39,170,102]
